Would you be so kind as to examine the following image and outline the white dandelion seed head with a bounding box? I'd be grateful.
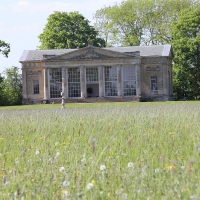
[15,158,20,165]
[122,193,128,199]
[4,181,10,187]
[100,165,106,171]
[59,166,65,172]
[56,152,60,157]
[55,142,59,146]
[181,166,185,170]
[127,162,134,168]
[35,150,40,155]
[62,190,68,197]
[154,168,160,173]
[86,183,94,190]
[63,180,70,187]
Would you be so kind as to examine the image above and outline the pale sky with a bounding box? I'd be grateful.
[0,0,123,74]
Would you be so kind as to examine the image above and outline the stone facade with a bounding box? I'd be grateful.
[19,45,173,104]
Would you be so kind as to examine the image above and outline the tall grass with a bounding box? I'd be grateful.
[0,102,200,199]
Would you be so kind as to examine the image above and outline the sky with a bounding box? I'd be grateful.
[0,0,123,74]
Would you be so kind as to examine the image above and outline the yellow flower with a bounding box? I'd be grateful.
[166,164,175,170]
[91,180,95,184]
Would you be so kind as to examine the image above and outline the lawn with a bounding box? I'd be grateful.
[0,101,200,199]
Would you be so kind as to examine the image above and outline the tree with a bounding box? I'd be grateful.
[172,7,200,100]
[94,0,199,46]
[2,66,22,105]
[38,11,106,49]
[0,74,6,106]
[0,40,10,57]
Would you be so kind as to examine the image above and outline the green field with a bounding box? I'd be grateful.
[1,101,200,199]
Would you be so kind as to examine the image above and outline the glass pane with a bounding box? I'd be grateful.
[104,66,117,81]
[104,66,117,96]
[86,67,98,83]
[49,68,62,98]
[105,82,117,96]
[68,68,81,97]
[33,80,39,94]
[123,66,136,96]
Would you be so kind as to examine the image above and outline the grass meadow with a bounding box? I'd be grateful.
[0,101,200,199]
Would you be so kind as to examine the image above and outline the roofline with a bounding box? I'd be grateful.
[43,45,141,61]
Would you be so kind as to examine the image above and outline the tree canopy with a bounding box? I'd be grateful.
[0,66,22,106]
[0,40,10,57]
[94,0,199,46]
[38,11,106,49]
[172,7,200,100]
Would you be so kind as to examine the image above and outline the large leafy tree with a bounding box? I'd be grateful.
[94,0,198,46]
[0,74,6,106]
[2,66,22,106]
[172,7,200,100]
[0,40,10,57]
[38,11,106,49]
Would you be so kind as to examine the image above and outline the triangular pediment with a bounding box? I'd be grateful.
[44,46,138,61]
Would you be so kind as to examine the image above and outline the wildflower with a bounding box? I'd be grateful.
[55,152,60,159]
[59,167,65,172]
[63,180,70,187]
[56,152,60,156]
[55,142,59,146]
[180,166,185,170]
[15,159,20,165]
[154,168,160,173]
[86,183,94,190]
[166,165,175,170]
[122,193,128,199]
[91,180,95,184]
[62,190,68,197]
[35,150,40,155]
[3,177,10,187]
[100,165,106,171]
[127,162,134,168]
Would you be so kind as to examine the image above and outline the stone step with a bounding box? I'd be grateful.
[49,97,138,104]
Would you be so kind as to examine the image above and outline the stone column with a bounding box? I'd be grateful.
[163,65,168,95]
[162,65,169,100]
[44,67,49,100]
[65,68,68,98]
[62,67,66,98]
[117,65,122,97]
[22,67,27,99]
[98,66,104,97]
[80,66,85,98]
[136,65,141,96]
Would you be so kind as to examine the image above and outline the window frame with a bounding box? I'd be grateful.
[104,66,118,97]
[150,76,158,91]
[33,80,39,95]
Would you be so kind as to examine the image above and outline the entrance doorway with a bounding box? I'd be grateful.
[86,83,99,97]
[86,67,99,98]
